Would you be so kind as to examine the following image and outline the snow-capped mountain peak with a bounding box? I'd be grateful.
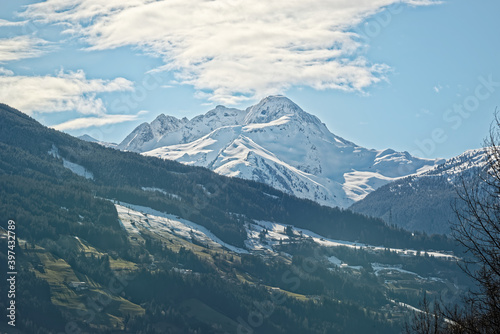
[244,95,308,124]
[189,105,247,130]
[423,148,487,180]
[150,114,187,135]
[117,105,247,152]
[117,122,154,152]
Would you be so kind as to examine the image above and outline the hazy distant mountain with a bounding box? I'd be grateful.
[78,134,117,149]
[119,96,443,208]
[350,149,488,234]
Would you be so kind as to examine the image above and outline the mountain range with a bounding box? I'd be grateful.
[117,96,443,208]
[351,148,488,234]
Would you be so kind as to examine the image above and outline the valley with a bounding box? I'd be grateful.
[0,103,477,333]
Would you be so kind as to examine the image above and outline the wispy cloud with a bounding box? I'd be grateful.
[0,67,14,76]
[0,19,28,27]
[0,35,53,62]
[52,113,141,131]
[405,0,443,5]
[22,0,442,104]
[0,69,133,115]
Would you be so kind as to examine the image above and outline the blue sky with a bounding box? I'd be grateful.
[0,0,498,159]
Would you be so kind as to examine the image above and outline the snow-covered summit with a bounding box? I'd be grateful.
[423,148,487,181]
[151,114,188,135]
[244,95,317,125]
[117,105,246,152]
[118,96,443,208]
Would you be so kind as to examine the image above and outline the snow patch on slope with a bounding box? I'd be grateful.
[115,202,248,254]
[247,220,458,260]
[114,199,458,262]
[371,263,422,278]
[141,187,182,201]
[48,145,94,180]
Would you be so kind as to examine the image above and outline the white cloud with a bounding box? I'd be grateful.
[52,113,140,131]
[0,19,28,27]
[0,36,52,62]
[22,0,442,104]
[405,0,443,5]
[0,67,14,76]
[0,69,133,115]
